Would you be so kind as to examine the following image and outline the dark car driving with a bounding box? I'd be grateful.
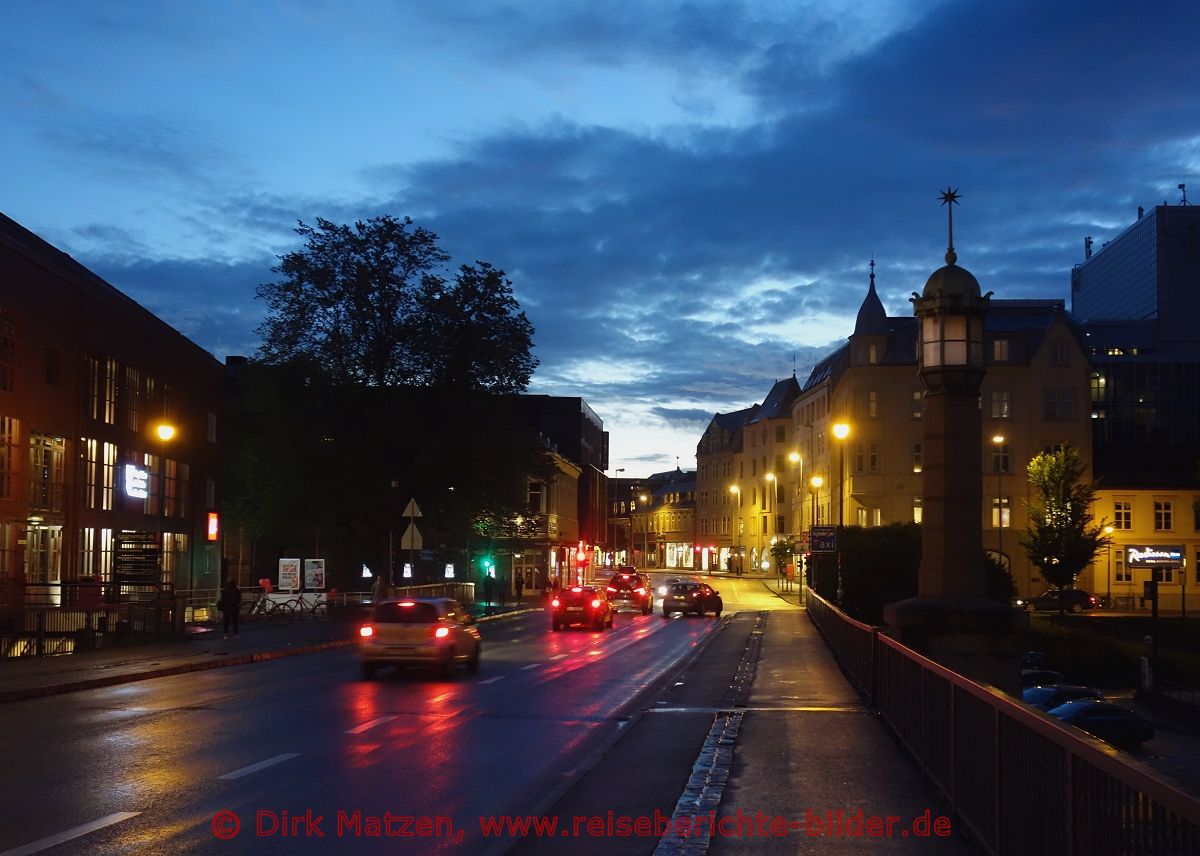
[606,570,653,614]
[662,581,722,618]
[1023,685,1104,711]
[551,585,614,631]
[1023,588,1098,612]
[1047,699,1155,749]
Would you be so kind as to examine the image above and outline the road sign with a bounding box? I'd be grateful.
[400,523,423,550]
[401,499,423,518]
[810,526,837,554]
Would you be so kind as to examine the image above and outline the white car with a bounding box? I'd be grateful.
[359,597,481,678]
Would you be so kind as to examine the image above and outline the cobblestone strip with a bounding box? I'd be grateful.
[654,612,766,856]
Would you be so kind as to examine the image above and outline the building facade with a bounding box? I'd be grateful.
[1,213,225,609]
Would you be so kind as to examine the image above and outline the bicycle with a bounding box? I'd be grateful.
[248,591,296,622]
[280,592,328,621]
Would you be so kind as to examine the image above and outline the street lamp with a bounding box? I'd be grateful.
[1104,524,1114,606]
[728,485,741,575]
[832,422,850,602]
[992,434,1005,567]
[153,421,176,588]
[639,493,649,569]
[787,451,803,533]
[809,475,823,528]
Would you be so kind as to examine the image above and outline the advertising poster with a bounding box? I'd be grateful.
[278,558,301,591]
[304,558,326,590]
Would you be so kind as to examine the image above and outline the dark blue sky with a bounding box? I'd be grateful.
[4,1,1198,475]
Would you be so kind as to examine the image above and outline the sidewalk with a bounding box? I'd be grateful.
[0,600,534,703]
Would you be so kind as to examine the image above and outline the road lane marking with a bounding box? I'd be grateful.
[218,753,300,780]
[477,676,505,685]
[520,663,541,670]
[0,811,141,856]
[346,715,398,734]
[549,653,569,660]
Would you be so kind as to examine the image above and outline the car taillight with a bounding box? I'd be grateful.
[434,626,450,638]
[571,586,583,593]
[359,625,374,638]
[692,592,699,597]
[606,586,617,592]
[591,599,601,608]
[635,587,646,595]
[551,598,560,608]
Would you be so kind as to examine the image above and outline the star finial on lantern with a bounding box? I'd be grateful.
[938,186,961,265]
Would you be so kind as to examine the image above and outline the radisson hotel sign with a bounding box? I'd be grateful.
[1125,545,1184,568]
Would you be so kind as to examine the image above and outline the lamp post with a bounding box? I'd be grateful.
[764,472,776,573]
[611,468,625,565]
[832,422,850,602]
[728,485,741,575]
[992,434,1005,568]
[788,451,802,533]
[639,493,649,569]
[154,421,176,589]
[809,475,823,529]
[1104,524,1114,606]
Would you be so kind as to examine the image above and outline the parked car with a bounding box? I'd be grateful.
[662,581,723,618]
[1020,669,1066,689]
[606,570,653,615]
[551,585,614,631]
[1024,588,1098,612]
[358,597,481,679]
[1023,685,1104,711]
[1047,700,1156,749]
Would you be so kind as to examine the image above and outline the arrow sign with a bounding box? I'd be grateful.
[401,499,423,518]
[400,523,423,550]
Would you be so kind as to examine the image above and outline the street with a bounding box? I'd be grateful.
[1,573,787,855]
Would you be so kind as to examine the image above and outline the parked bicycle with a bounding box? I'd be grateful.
[277,592,328,621]
[247,591,296,622]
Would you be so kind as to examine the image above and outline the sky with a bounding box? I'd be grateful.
[4,1,1199,478]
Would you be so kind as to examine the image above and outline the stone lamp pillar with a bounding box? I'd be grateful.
[884,189,1026,693]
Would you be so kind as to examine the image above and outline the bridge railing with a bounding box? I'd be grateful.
[806,590,1200,855]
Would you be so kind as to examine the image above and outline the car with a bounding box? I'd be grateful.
[662,581,722,618]
[551,585,614,631]
[358,597,481,679]
[1020,668,1066,688]
[1024,589,1098,613]
[1047,699,1155,749]
[606,570,653,615]
[1022,685,1104,711]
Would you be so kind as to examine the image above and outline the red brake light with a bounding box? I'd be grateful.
[620,574,630,579]
[551,598,560,608]
[434,626,450,638]
[692,591,700,597]
[359,625,374,637]
[606,586,617,592]
[591,599,601,608]
[398,601,415,607]
[571,586,583,593]
[634,587,646,595]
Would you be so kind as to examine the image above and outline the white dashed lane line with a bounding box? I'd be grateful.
[345,715,398,734]
[520,663,541,670]
[0,811,141,856]
[218,753,300,781]
[478,676,506,685]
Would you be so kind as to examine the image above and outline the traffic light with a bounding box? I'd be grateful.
[575,541,588,568]
[481,554,496,578]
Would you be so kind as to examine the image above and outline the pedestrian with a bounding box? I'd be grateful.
[219,578,242,639]
[514,573,524,602]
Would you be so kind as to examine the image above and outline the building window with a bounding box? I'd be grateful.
[1050,340,1069,366]
[853,443,864,474]
[0,312,15,393]
[992,497,1010,529]
[991,442,1009,473]
[857,507,867,526]
[79,527,96,577]
[103,357,118,425]
[527,481,544,513]
[776,514,785,533]
[912,390,923,419]
[29,433,66,512]
[868,442,879,473]
[86,356,101,420]
[1115,550,1130,583]
[1153,567,1175,585]
[82,438,98,510]
[775,425,785,443]
[99,528,114,582]
[124,366,141,431]
[871,508,881,526]
[1195,549,1199,585]
[912,443,923,474]
[868,391,878,418]
[101,442,116,511]
[913,497,923,524]
[1154,500,1173,531]
[993,338,1009,362]
[0,415,18,500]
[1113,500,1132,530]
[990,390,1011,419]
[1043,388,1076,420]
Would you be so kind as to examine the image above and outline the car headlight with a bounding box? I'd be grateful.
[657,586,668,596]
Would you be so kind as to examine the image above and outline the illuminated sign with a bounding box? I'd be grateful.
[206,512,219,541]
[124,464,150,499]
[1126,545,1184,568]
[444,564,455,579]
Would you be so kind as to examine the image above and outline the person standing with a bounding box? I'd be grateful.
[514,573,524,603]
[219,578,242,639]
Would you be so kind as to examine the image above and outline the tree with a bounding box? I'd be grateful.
[255,215,448,387]
[410,262,537,393]
[1019,444,1111,614]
